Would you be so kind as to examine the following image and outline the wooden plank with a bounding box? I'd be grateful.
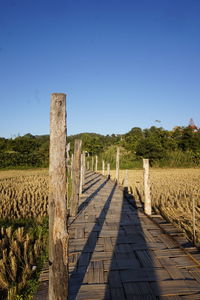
[151,280,200,296]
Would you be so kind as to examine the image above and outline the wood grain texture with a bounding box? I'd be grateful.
[49,93,68,300]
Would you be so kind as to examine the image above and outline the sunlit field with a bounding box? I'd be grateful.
[110,168,200,245]
[0,169,48,299]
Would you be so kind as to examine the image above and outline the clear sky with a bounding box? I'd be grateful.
[1,0,200,138]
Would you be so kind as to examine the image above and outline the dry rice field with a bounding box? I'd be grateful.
[0,169,48,299]
[110,168,200,245]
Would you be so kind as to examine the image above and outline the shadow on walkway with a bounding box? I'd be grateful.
[77,176,110,214]
[69,182,117,299]
[104,187,161,299]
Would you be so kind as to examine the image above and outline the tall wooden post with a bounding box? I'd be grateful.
[143,159,151,215]
[95,155,98,172]
[70,139,82,217]
[49,93,68,300]
[116,147,120,182]
[92,156,94,171]
[66,143,70,167]
[107,163,110,177]
[79,154,83,195]
[192,194,196,245]
[87,161,90,170]
[70,154,74,179]
[82,151,86,185]
[102,160,105,175]
[124,169,129,188]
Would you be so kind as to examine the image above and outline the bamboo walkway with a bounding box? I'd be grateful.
[35,171,200,299]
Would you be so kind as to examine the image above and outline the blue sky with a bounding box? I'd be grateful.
[0,0,200,138]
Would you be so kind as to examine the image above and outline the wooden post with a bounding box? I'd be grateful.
[124,169,129,188]
[49,93,68,300]
[107,163,110,177]
[82,151,86,185]
[66,143,70,207]
[70,154,74,179]
[66,143,70,168]
[92,156,94,171]
[87,161,90,170]
[143,159,151,215]
[70,139,82,217]
[192,194,196,245]
[95,155,98,172]
[79,153,83,195]
[115,147,120,182]
[102,160,105,175]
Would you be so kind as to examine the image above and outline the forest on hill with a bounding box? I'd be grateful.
[0,125,200,168]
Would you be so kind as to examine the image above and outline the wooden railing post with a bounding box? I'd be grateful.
[49,93,68,300]
[95,155,98,172]
[82,151,86,185]
[116,147,120,182]
[143,158,152,215]
[92,156,94,171]
[102,160,105,175]
[79,153,83,195]
[70,139,82,217]
[124,169,129,188]
[70,154,74,179]
[107,163,110,178]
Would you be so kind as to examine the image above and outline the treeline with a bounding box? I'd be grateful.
[0,126,200,168]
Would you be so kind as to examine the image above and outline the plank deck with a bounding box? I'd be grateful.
[34,171,200,299]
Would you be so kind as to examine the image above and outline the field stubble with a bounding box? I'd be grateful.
[0,169,49,299]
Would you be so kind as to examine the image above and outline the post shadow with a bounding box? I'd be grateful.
[82,177,102,194]
[77,176,110,214]
[84,173,101,187]
[103,186,161,299]
[69,182,117,300]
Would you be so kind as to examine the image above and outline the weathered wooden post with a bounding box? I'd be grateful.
[107,163,110,177]
[87,161,90,170]
[102,159,105,175]
[79,153,83,195]
[66,143,70,208]
[124,169,129,188]
[192,194,196,245]
[70,139,82,217]
[82,151,86,185]
[95,155,98,172]
[115,147,120,182]
[49,93,68,300]
[66,143,70,167]
[91,156,94,171]
[143,159,151,215]
[70,153,74,179]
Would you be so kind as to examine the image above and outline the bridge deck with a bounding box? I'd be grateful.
[35,171,200,299]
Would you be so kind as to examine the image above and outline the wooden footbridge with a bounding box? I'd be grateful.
[34,94,200,299]
[35,171,200,299]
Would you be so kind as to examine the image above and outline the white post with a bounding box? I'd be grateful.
[143,159,151,215]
